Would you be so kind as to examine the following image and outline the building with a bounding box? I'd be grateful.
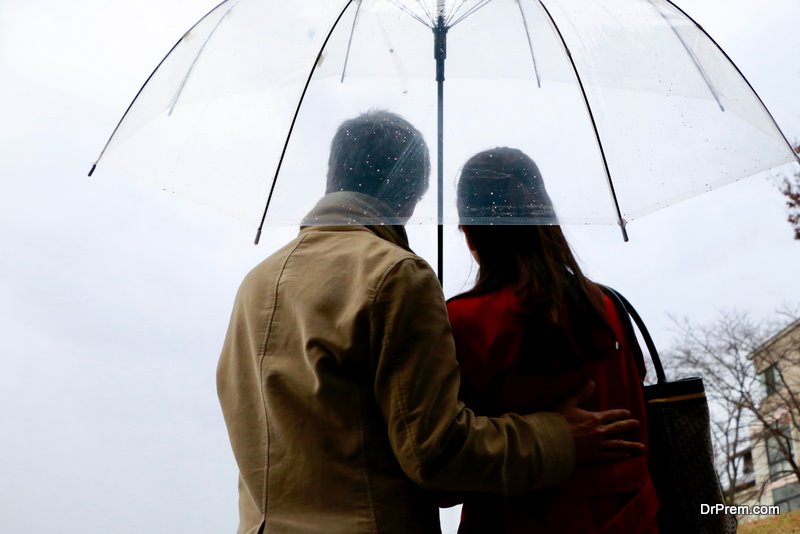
[734,318,800,518]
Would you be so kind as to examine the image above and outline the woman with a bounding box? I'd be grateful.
[447,147,658,533]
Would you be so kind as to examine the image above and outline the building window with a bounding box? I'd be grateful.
[760,364,781,396]
[742,450,754,475]
[773,482,800,513]
[732,449,756,491]
[767,425,794,479]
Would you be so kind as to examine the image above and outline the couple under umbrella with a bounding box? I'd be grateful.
[218,109,659,533]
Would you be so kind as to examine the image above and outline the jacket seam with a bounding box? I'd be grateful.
[257,233,309,524]
[370,257,425,476]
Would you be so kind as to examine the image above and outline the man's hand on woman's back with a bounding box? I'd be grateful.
[556,381,645,464]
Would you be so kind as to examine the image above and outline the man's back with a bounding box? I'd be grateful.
[218,224,447,533]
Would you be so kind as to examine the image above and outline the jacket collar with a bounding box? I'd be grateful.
[301,192,412,252]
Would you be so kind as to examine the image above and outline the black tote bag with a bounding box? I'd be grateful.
[601,286,737,534]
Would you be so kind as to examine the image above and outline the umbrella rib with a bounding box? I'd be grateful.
[445,0,471,26]
[413,0,435,26]
[88,0,237,177]
[645,0,723,112]
[450,0,495,27]
[660,0,800,166]
[340,0,364,83]
[535,0,628,241]
[255,0,357,244]
[388,0,432,27]
[515,0,541,88]
[168,3,237,117]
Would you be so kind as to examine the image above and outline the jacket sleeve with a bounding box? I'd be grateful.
[370,257,575,494]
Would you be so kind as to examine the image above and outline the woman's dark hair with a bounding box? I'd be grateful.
[456,147,605,325]
[326,110,430,218]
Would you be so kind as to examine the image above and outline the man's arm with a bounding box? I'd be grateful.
[371,257,642,494]
[371,258,572,493]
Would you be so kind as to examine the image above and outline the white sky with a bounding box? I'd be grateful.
[1,1,799,532]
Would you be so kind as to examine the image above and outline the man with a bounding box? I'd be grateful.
[217,110,642,533]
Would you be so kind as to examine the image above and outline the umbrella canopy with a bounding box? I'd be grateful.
[91,0,799,237]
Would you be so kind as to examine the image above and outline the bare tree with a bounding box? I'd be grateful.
[666,310,800,505]
[781,142,800,240]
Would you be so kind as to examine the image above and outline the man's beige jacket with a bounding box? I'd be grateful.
[217,194,574,533]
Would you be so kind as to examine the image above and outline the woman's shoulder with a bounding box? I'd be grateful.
[594,289,625,338]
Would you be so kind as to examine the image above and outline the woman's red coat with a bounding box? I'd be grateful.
[447,288,659,534]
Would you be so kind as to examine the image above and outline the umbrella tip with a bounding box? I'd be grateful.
[254,227,262,245]
[620,222,629,242]
[88,163,97,177]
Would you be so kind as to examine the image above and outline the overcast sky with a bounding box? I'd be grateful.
[1,1,799,533]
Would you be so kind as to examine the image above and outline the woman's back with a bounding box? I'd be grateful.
[447,287,658,533]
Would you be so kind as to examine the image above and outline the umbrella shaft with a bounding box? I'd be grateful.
[433,16,447,219]
[433,17,447,83]
[433,16,448,284]
[437,78,444,225]
[437,76,444,284]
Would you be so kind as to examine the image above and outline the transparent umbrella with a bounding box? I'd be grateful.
[90,0,800,281]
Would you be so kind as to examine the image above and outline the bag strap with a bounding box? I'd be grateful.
[599,285,667,385]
